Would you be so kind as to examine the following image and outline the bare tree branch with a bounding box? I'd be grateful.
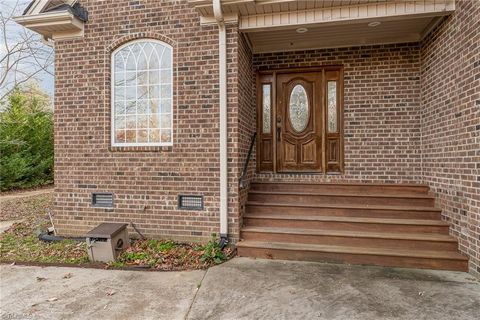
[0,0,54,101]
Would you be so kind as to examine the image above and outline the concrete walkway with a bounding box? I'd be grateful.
[1,258,479,320]
[0,220,22,233]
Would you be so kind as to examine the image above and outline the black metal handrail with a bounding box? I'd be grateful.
[239,132,256,189]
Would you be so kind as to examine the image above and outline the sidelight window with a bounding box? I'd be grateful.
[327,81,338,133]
[262,84,271,133]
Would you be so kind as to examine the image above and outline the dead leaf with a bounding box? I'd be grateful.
[63,273,73,279]
[47,297,58,302]
[36,277,47,282]
[106,290,116,296]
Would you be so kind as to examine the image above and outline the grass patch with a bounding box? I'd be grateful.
[0,192,88,264]
[0,227,89,264]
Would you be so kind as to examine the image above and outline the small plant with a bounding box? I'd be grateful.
[147,239,175,252]
[158,240,175,252]
[124,251,148,261]
[108,261,126,268]
[199,234,226,265]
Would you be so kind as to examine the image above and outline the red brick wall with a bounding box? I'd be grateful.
[252,44,423,183]
[237,33,256,230]
[420,0,480,277]
[53,0,243,242]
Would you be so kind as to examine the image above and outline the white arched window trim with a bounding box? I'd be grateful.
[111,39,173,147]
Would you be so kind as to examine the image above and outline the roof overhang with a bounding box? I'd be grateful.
[14,0,86,40]
[189,0,456,53]
[14,10,84,40]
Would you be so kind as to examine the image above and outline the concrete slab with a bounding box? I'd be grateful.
[1,258,479,320]
[187,258,480,320]
[0,265,205,320]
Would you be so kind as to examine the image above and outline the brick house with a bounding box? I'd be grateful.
[16,0,479,276]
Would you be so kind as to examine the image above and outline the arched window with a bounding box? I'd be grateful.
[111,39,173,146]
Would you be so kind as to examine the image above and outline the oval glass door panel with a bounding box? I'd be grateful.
[289,84,309,132]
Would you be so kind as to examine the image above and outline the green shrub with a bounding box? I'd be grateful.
[0,85,53,191]
[199,234,227,265]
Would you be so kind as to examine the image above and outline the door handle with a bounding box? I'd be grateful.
[276,116,282,142]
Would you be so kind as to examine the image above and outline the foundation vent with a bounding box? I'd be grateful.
[178,195,203,210]
[92,193,114,208]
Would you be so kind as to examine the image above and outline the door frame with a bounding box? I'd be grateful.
[256,66,344,174]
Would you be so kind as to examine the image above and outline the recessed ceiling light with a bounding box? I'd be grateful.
[368,21,381,27]
[296,27,308,34]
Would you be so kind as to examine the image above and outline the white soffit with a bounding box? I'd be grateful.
[237,0,455,31]
[189,0,455,52]
[191,0,394,17]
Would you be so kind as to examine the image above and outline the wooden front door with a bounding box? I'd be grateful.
[256,67,343,174]
[276,72,322,172]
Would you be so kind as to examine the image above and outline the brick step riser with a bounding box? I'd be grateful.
[246,205,442,220]
[244,218,449,234]
[251,184,430,195]
[237,247,468,272]
[248,194,435,207]
[241,232,458,251]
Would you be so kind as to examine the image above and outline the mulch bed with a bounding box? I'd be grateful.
[111,239,234,271]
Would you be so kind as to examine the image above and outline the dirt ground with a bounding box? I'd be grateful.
[0,188,53,221]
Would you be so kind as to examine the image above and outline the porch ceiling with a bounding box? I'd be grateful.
[246,16,437,53]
